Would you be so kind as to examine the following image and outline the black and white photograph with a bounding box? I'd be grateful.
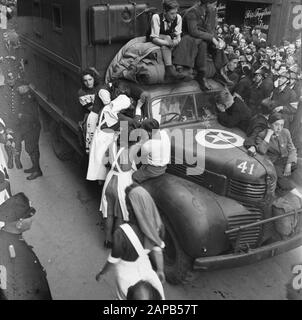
[0,0,302,306]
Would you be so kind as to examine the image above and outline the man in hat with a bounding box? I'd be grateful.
[272,69,297,108]
[173,0,231,89]
[234,63,253,105]
[0,193,52,300]
[215,88,252,132]
[248,68,271,115]
[1,72,24,170]
[14,84,43,180]
[261,65,274,98]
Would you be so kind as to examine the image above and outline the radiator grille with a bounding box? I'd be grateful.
[227,208,262,250]
[228,179,267,202]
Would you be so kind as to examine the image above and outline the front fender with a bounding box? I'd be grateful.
[143,174,250,258]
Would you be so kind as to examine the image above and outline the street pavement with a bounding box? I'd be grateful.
[4,130,302,300]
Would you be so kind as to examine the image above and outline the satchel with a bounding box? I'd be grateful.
[272,194,301,238]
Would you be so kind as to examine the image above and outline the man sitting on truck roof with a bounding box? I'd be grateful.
[148,0,186,81]
[172,0,231,90]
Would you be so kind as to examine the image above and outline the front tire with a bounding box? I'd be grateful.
[163,218,193,285]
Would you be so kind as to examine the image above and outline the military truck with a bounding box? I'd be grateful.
[17,0,302,284]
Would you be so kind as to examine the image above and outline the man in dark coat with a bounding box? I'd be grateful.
[272,70,297,108]
[233,64,253,103]
[216,89,252,132]
[14,85,42,180]
[1,72,23,170]
[272,70,298,130]
[248,68,271,115]
[172,0,230,89]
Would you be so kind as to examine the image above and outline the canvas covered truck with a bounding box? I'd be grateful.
[17,0,302,284]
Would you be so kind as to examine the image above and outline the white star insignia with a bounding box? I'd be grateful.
[206,132,236,144]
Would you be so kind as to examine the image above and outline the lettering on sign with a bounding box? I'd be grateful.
[245,7,271,20]
[0,265,7,290]
[293,5,302,30]
[244,6,272,31]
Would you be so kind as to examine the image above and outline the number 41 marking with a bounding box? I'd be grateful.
[237,161,255,175]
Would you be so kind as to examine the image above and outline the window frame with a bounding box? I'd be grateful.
[52,3,63,33]
[32,0,43,38]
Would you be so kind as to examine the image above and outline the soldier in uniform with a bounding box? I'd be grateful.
[15,84,43,180]
[2,72,23,170]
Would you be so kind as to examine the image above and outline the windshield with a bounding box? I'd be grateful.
[151,92,216,126]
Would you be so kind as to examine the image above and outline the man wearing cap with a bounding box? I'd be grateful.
[272,70,297,108]
[272,69,298,136]
[248,68,271,115]
[1,72,23,170]
[261,66,274,98]
[234,64,253,105]
[14,85,43,180]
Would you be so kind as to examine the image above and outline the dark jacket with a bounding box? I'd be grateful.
[248,81,270,114]
[272,85,297,108]
[227,70,240,93]
[182,4,214,42]
[18,92,40,134]
[244,114,268,148]
[262,75,274,98]
[235,75,253,104]
[255,128,297,164]
[217,96,252,132]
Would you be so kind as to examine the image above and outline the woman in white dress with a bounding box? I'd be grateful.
[100,121,139,248]
[86,91,132,182]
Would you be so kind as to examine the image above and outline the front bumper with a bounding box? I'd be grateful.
[194,232,302,271]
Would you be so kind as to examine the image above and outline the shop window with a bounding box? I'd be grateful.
[32,0,42,37]
[52,4,63,33]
